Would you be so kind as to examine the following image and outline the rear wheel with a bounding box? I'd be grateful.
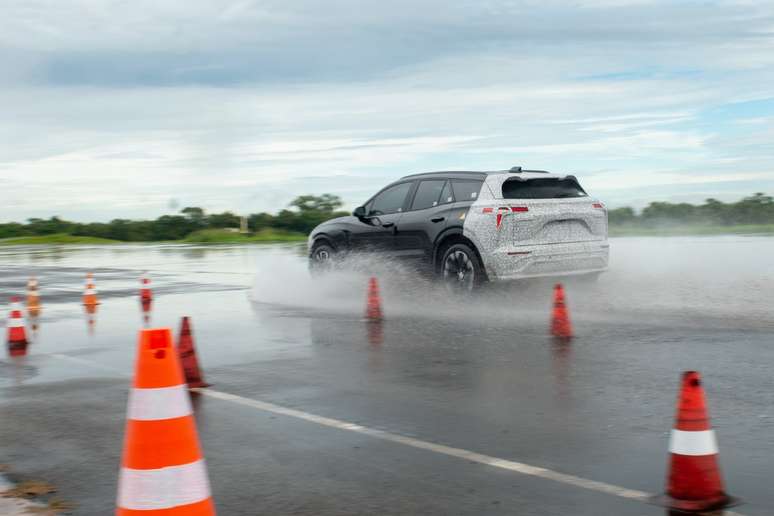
[439,243,484,293]
[309,242,336,274]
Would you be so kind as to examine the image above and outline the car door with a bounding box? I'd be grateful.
[349,181,414,254]
[394,179,455,262]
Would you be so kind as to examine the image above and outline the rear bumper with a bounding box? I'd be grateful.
[482,240,609,281]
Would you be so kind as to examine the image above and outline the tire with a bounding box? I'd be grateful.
[309,241,336,274]
[438,242,485,293]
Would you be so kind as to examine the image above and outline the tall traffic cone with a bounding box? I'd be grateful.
[7,297,29,357]
[177,317,210,388]
[140,273,153,303]
[365,277,383,321]
[117,327,216,515]
[550,283,573,339]
[83,272,99,306]
[26,277,41,317]
[651,371,738,512]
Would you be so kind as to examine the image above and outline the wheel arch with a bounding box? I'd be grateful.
[309,232,338,251]
[432,228,487,279]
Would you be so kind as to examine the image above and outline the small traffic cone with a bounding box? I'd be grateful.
[550,283,573,339]
[140,273,153,303]
[365,277,383,321]
[651,371,739,512]
[7,297,29,357]
[26,277,41,317]
[83,273,99,306]
[117,327,215,515]
[177,317,210,388]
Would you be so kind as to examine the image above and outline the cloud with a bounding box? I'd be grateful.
[0,0,773,220]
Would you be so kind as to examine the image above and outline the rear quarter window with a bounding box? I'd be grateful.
[411,180,446,211]
[502,178,588,199]
[451,180,483,202]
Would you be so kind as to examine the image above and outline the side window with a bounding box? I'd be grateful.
[439,181,454,205]
[369,182,413,216]
[451,180,483,202]
[410,180,446,211]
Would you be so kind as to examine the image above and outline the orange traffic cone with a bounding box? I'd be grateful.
[550,283,573,339]
[7,297,29,357]
[140,273,153,303]
[83,273,99,306]
[651,371,738,512]
[365,277,383,321]
[117,327,215,515]
[177,317,210,388]
[26,277,41,317]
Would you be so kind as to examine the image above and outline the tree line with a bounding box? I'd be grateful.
[608,193,774,227]
[3,192,773,241]
[0,194,349,241]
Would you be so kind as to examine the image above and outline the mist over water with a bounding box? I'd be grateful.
[249,236,774,330]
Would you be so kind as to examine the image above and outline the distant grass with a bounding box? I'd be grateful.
[182,228,307,243]
[0,233,120,245]
[610,224,774,237]
[0,230,306,245]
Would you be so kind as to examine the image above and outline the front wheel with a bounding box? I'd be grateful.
[439,243,485,293]
[309,242,336,275]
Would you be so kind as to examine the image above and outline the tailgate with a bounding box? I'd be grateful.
[507,199,607,246]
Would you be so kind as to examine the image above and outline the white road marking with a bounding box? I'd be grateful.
[48,353,127,375]
[40,353,745,514]
[197,388,648,500]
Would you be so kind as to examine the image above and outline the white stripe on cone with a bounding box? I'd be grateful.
[84,288,96,295]
[8,317,24,328]
[668,429,719,456]
[127,385,193,421]
[117,459,211,510]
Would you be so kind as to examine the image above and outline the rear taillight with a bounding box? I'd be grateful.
[510,206,529,213]
[482,207,493,214]
[592,202,604,209]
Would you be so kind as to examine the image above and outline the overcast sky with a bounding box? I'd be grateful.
[2,0,774,221]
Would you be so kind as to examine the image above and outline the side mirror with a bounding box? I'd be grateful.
[353,206,366,218]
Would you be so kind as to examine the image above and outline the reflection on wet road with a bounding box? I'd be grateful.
[1,238,773,515]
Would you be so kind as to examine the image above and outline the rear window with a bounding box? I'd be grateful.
[501,178,588,199]
[451,180,483,202]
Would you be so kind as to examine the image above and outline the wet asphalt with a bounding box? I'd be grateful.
[0,238,773,515]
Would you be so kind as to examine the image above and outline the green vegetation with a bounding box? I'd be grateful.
[3,192,774,244]
[0,234,120,245]
[0,195,346,245]
[609,193,774,236]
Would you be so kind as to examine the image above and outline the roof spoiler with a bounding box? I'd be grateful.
[509,166,550,174]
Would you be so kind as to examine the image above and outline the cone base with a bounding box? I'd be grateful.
[187,381,211,389]
[649,493,740,512]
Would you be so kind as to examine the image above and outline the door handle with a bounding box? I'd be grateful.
[431,216,445,223]
[382,222,395,228]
